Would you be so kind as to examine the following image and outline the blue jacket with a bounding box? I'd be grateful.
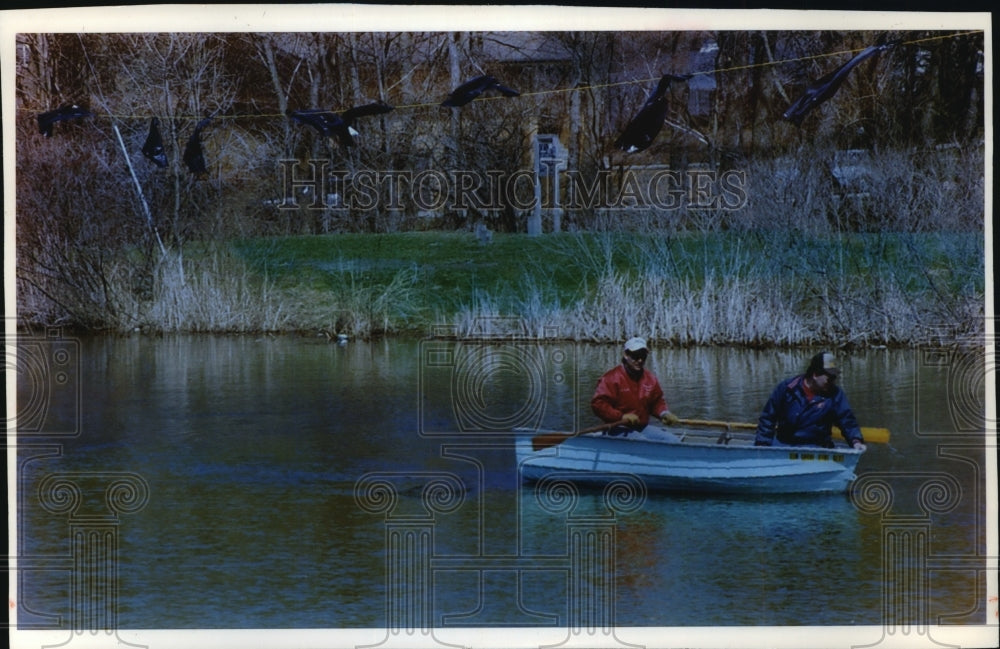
[754,375,863,447]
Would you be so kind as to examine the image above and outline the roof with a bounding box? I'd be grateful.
[479,32,575,64]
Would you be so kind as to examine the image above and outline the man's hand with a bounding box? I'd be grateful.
[621,413,640,427]
[660,411,680,426]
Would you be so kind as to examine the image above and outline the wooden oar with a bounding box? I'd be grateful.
[531,419,626,452]
[677,418,890,444]
[529,418,889,453]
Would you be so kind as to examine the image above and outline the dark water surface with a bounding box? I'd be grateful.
[14,334,988,629]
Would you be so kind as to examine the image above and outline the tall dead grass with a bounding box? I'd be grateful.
[281,265,424,337]
[448,224,983,347]
[145,251,291,332]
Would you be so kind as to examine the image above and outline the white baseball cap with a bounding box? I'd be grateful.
[624,337,648,353]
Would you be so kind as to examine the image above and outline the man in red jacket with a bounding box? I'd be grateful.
[591,337,680,436]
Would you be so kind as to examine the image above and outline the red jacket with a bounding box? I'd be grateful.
[591,364,669,430]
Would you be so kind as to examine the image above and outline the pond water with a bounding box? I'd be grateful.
[13,334,989,633]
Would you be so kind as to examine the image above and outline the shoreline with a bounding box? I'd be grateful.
[14,324,983,351]
[15,230,985,348]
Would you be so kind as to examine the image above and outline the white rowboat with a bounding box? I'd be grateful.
[516,427,865,495]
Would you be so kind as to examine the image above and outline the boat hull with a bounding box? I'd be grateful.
[516,431,864,495]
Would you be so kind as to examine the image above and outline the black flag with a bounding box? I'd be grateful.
[142,117,168,168]
[614,74,691,153]
[183,117,212,176]
[441,75,520,107]
[288,102,393,147]
[783,39,899,126]
[37,104,93,137]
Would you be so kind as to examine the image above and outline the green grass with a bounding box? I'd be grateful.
[234,232,620,313]
[223,230,984,345]
[235,230,984,297]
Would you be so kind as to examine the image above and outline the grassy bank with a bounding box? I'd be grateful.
[228,230,982,346]
[18,230,983,346]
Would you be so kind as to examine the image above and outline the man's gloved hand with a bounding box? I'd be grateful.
[621,413,640,427]
[660,411,680,426]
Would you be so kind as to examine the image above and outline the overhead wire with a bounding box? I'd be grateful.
[23,29,983,124]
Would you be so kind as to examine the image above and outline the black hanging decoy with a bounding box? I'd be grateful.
[783,38,900,126]
[142,117,168,168]
[183,117,212,177]
[441,75,520,107]
[287,101,393,147]
[335,101,394,147]
[287,109,341,135]
[614,74,692,153]
[37,104,93,137]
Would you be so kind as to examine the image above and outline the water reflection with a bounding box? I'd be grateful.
[14,335,986,629]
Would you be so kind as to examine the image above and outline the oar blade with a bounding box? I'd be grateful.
[839,426,890,444]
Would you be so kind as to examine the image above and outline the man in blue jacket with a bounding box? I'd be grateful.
[754,352,866,450]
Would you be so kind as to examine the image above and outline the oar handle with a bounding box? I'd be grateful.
[678,418,755,430]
